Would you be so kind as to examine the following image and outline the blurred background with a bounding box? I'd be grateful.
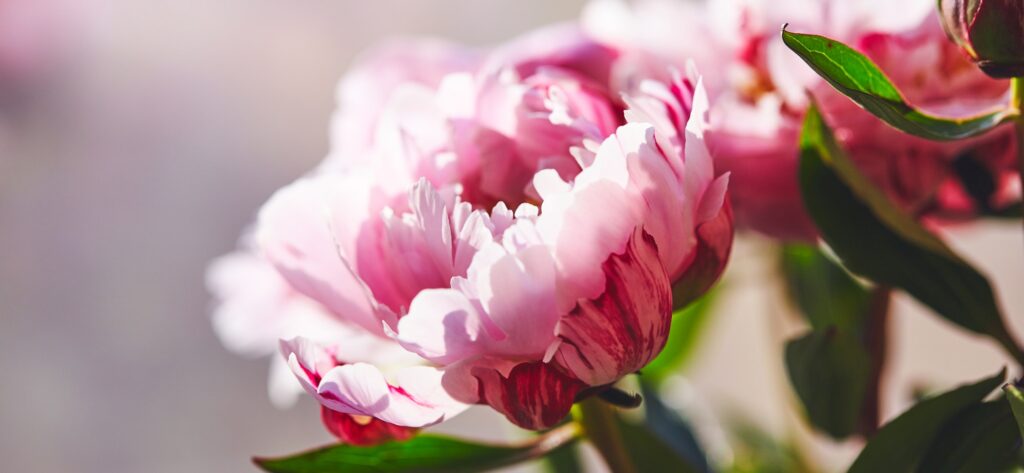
[0,1,1020,472]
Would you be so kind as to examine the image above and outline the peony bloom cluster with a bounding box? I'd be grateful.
[585,0,1021,241]
[208,25,732,444]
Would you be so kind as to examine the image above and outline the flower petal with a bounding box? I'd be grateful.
[553,228,672,386]
[472,361,585,430]
[321,406,416,446]
[672,199,734,308]
[318,363,465,428]
[395,288,490,364]
[257,176,385,335]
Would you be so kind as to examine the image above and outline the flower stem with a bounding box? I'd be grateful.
[1013,77,1024,196]
[1009,77,1024,369]
[576,397,637,473]
[859,286,891,437]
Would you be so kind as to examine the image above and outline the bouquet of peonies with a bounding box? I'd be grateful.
[208,0,1024,471]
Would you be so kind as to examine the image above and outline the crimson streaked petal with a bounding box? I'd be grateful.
[472,361,585,430]
[553,228,672,386]
[321,406,417,446]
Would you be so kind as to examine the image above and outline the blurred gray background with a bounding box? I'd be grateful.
[0,1,1020,472]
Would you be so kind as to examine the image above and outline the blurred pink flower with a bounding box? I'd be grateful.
[0,0,89,92]
[209,27,732,435]
[324,38,481,171]
[585,0,1019,241]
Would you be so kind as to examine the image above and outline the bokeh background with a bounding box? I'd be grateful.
[0,1,1020,472]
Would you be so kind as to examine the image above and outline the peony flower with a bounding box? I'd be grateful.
[209,22,731,439]
[354,74,725,430]
[585,0,1020,241]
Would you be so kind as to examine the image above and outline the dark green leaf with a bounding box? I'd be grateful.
[541,442,582,473]
[949,152,1024,219]
[782,29,1017,141]
[644,291,717,385]
[918,400,1023,473]
[1006,383,1024,443]
[640,383,713,473]
[848,368,1006,473]
[798,104,1024,364]
[785,329,870,439]
[254,428,579,473]
[983,202,1024,219]
[952,152,1000,213]
[780,244,872,332]
[617,417,701,473]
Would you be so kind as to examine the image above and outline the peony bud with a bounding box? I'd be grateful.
[940,0,1024,78]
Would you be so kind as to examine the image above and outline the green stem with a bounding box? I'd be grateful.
[1010,77,1024,368]
[859,286,892,437]
[576,397,637,473]
[1013,77,1024,189]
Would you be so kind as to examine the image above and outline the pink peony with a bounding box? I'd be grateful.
[209,26,732,438]
[585,0,1020,241]
[323,38,481,171]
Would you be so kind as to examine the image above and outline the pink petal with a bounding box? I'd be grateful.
[206,251,293,357]
[467,237,560,358]
[257,176,385,335]
[472,361,585,430]
[395,289,489,364]
[553,228,672,386]
[672,199,734,308]
[280,337,337,397]
[318,363,465,428]
[321,406,416,446]
[536,130,645,311]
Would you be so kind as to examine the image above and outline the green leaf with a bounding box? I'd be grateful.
[918,400,1023,473]
[949,152,1024,219]
[541,442,582,473]
[1006,383,1024,443]
[640,383,713,473]
[643,291,717,385]
[255,427,579,473]
[784,329,870,439]
[782,28,1017,141]
[848,368,1006,473]
[617,417,701,473]
[780,245,876,439]
[798,104,1024,364]
[724,419,817,473]
[780,244,872,332]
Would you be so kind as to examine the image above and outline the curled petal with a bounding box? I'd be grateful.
[472,361,585,430]
[321,407,416,446]
[672,198,734,308]
[553,228,672,386]
[281,338,468,428]
[317,364,464,428]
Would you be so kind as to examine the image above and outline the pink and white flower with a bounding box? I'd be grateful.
[585,0,1020,241]
[209,25,732,438]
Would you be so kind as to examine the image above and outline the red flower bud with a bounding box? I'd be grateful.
[940,0,1024,78]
